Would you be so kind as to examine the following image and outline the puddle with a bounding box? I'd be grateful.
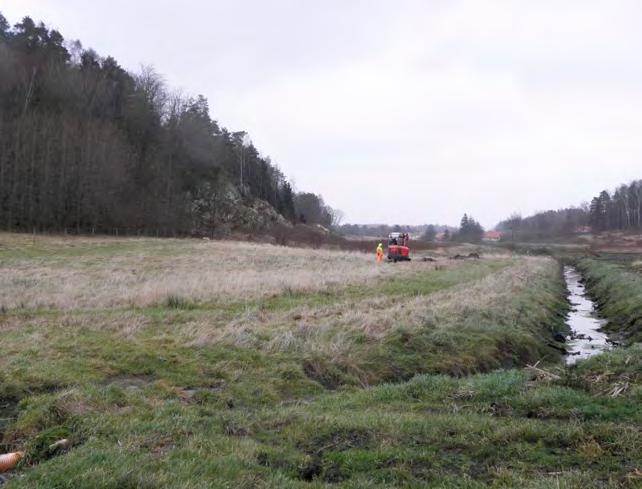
[563,266,610,364]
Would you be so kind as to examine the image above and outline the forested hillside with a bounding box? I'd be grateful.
[497,180,642,240]
[588,180,642,232]
[0,13,307,235]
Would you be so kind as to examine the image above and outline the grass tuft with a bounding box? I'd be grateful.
[164,295,193,310]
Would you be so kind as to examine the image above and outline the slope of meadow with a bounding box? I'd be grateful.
[577,257,642,343]
[0,234,639,488]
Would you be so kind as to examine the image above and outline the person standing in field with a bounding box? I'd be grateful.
[377,242,384,263]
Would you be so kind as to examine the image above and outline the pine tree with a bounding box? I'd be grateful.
[456,213,484,243]
[0,12,9,39]
[277,182,295,222]
[422,224,436,242]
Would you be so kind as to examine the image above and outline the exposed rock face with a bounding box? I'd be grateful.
[190,182,289,236]
[236,198,289,231]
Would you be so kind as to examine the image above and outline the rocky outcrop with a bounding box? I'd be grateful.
[190,182,289,236]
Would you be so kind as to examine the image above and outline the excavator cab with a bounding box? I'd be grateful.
[387,232,411,262]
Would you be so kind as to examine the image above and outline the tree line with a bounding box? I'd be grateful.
[496,179,642,240]
[450,214,484,242]
[339,223,451,238]
[293,192,342,228]
[496,208,588,241]
[588,180,642,232]
[339,218,483,243]
[0,13,336,235]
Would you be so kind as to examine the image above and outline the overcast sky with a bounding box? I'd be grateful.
[3,1,642,227]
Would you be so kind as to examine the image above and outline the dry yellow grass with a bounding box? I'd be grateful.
[0,234,399,310]
[190,256,555,357]
[0,232,530,369]
[0,232,540,372]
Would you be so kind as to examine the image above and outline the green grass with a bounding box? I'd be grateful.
[5,351,640,488]
[341,258,570,383]
[1,236,640,487]
[577,258,642,343]
[0,233,162,262]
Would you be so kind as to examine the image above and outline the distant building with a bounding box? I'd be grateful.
[483,230,502,241]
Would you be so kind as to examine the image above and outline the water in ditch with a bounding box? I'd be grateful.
[564,266,610,365]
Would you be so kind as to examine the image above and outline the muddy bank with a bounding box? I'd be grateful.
[576,258,642,343]
[563,266,610,364]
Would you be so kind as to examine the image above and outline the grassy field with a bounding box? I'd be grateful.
[0,234,640,488]
[576,257,642,344]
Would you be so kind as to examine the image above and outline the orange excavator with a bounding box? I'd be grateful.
[387,232,411,262]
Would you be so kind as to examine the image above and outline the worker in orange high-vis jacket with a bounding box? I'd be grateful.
[376,242,384,263]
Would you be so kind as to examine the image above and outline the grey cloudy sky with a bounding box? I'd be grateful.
[3,1,642,227]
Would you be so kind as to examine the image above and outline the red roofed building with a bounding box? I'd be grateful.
[483,230,502,241]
